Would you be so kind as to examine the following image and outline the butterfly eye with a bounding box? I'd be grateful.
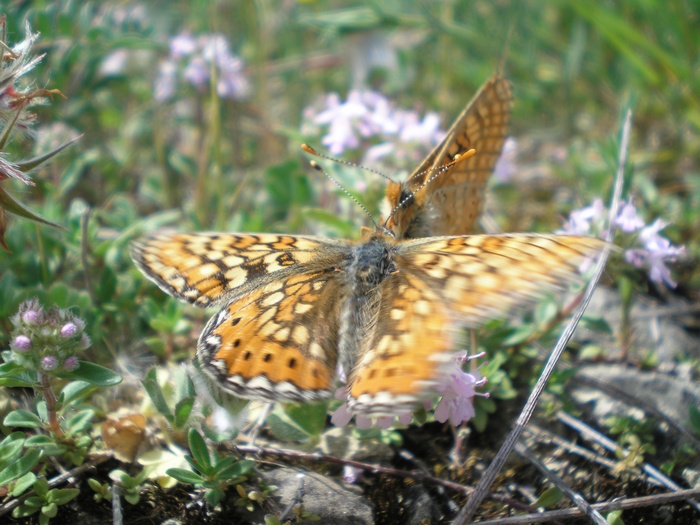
[399,189,415,206]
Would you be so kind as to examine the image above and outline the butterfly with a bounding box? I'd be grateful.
[131,229,604,417]
[131,77,603,418]
[384,74,512,239]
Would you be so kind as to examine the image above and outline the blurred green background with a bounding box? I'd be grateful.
[0,0,697,360]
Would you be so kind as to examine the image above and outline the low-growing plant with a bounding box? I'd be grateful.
[167,427,256,507]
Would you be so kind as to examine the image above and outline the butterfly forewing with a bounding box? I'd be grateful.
[385,75,513,239]
[343,233,606,416]
[130,232,351,307]
[398,234,606,326]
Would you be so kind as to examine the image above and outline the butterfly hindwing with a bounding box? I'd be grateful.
[197,270,346,402]
[347,271,456,414]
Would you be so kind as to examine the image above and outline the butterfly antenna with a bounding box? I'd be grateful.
[385,148,477,223]
[307,159,379,230]
[301,144,395,184]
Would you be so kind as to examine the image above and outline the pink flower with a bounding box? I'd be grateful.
[12,335,31,352]
[21,310,39,325]
[433,352,486,426]
[615,201,645,232]
[41,356,58,371]
[63,356,79,372]
[60,322,77,338]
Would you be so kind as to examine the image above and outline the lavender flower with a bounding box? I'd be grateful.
[8,299,90,374]
[302,90,444,167]
[12,335,32,352]
[41,356,58,371]
[63,356,80,372]
[561,199,684,287]
[154,32,249,102]
[615,201,645,232]
[60,322,77,338]
[21,310,39,325]
[433,352,485,426]
[493,137,518,182]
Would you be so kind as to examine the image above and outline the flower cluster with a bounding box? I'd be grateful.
[331,351,487,429]
[154,33,250,102]
[301,90,444,167]
[9,299,91,373]
[560,198,685,287]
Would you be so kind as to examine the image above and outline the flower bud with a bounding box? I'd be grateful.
[12,335,32,352]
[41,356,58,371]
[60,322,77,338]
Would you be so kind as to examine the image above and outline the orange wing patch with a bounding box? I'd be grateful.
[197,270,345,402]
[347,272,457,415]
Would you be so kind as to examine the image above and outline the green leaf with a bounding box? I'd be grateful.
[689,405,700,434]
[0,186,65,230]
[173,397,195,429]
[579,345,605,361]
[606,509,625,525]
[4,410,44,429]
[142,367,173,422]
[501,325,535,346]
[215,459,256,481]
[48,488,80,505]
[282,402,328,437]
[166,468,204,485]
[533,487,563,508]
[41,502,58,518]
[0,363,38,388]
[34,477,49,498]
[188,428,212,472]
[580,316,613,334]
[58,362,122,386]
[60,380,97,407]
[15,135,82,171]
[267,412,311,443]
[11,472,37,497]
[0,448,42,486]
[66,409,96,434]
[205,487,225,506]
[534,299,559,330]
[0,432,26,462]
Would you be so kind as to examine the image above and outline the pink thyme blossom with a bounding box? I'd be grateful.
[63,356,80,372]
[12,335,32,352]
[562,198,684,288]
[60,322,77,338]
[302,90,444,165]
[21,310,39,324]
[433,351,486,426]
[615,201,645,232]
[41,356,58,371]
